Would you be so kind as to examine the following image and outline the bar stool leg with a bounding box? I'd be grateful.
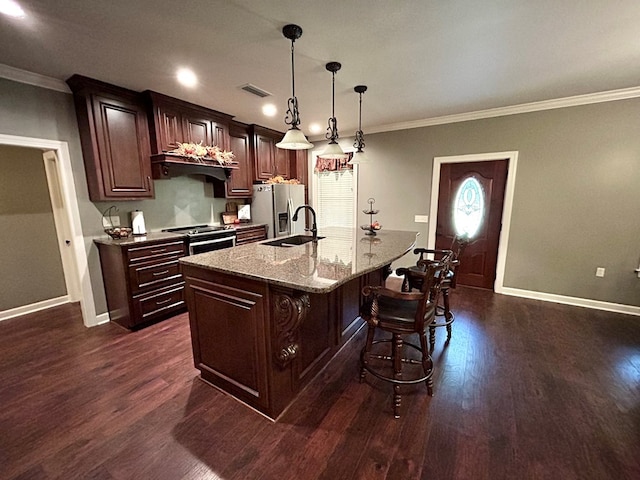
[443,288,453,342]
[392,333,403,419]
[419,331,434,396]
[429,323,436,352]
[360,325,376,382]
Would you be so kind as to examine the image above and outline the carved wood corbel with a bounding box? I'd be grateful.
[272,290,310,368]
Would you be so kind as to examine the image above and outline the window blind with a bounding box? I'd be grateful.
[314,169,355,229]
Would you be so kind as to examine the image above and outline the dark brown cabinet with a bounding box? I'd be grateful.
[96,237,187,329]
[251,125,291,182]
[67,75,154,201]
[235,224,268,245]
[214,121,252,198]
[145,91,232,154]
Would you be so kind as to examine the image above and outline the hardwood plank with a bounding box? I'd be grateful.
[1,286,639,480]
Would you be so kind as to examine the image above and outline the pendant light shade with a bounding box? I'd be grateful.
[276,24,313,150]
[348,85,368,164]
[321,62,348,159]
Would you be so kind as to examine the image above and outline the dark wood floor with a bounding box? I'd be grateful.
[1,286,639,480]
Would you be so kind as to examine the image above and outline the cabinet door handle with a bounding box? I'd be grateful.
[147,175,152,191]
[156,298,172,305]
[152,270,170,276]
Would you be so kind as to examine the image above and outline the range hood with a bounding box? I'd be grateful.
[151,153,238,182]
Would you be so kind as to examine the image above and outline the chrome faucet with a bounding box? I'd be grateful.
[292,205,318,241]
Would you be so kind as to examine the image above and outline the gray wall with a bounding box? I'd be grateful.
[0,145,66,309]
[352,99,640,306]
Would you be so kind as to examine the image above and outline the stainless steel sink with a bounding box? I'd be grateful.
[262,235,324,247]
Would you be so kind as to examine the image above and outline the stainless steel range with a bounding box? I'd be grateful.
[162,225,236,255]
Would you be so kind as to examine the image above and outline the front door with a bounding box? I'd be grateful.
[435,159,509,289]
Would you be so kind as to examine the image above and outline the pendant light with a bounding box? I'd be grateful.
[349,85,368,164]
[276,24,313,150]
[322,62,348,159]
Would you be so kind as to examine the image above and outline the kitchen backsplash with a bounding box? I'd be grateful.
[93,175,232,234]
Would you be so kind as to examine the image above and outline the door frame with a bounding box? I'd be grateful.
[428,151,519,293]
[0,133,98,327]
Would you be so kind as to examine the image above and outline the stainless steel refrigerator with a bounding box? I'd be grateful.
[251,184,306,239]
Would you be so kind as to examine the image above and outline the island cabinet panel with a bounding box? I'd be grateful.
[185,274,270,411]
[182,264,390,420]
[96,237,187,329]
[67,75,154,201]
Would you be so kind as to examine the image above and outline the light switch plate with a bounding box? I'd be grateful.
[595,267,605,277]
[414,215,429,223]
[102,215,120,228]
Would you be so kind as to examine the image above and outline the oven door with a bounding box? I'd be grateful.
[189,236,236,255]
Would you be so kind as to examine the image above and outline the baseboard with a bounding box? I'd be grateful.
[389,272,640,317]
[0,296,70,322]
[95,311,111,325]
[498,286,640,317]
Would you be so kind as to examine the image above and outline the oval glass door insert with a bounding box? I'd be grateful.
[453,176,484,238]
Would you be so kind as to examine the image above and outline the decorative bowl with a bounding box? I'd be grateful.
[105,227,133,239]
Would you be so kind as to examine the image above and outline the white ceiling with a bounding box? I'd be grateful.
[1,0,640,139]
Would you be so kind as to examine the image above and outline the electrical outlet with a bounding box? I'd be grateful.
[414,215,429,223]
[102,215,120,228]
[595,267,605,277]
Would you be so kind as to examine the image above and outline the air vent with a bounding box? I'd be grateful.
[240,83,272,98]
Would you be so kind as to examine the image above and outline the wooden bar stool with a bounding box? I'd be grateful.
[359,262,445,418]
[401,235,469,351]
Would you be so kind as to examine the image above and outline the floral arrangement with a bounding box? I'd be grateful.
[169,142,235,165]
[266,175,300,184]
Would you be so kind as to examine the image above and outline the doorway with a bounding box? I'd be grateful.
[0,134,97,326]
[428,151,519,293]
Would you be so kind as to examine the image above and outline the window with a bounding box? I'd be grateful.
[453,176,484,238]
[312,153,357,229]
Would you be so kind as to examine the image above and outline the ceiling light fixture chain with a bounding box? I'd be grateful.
[353,85,367,152]
[325,61,341,143]
[283,24,302,129]
[276,24,313,150]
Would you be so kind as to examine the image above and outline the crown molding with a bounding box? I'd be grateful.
[0,64,70,93]
[366,86,640,135]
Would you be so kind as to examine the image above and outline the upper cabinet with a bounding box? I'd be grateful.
[145,91,232,154]
[251,125,291,182]
[214,121,252,198]
[67,75,154,201]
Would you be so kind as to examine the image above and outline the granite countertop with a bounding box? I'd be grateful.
[93,223,268,246]
[180,227,418,293]
[93,231,187,246]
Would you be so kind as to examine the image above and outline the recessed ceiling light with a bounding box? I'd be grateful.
[0,0,25,18]
[309,123,322,134]
[262,104,277,117]
[176,68,197,88]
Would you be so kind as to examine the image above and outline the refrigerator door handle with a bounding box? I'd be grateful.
[288,198,294,234]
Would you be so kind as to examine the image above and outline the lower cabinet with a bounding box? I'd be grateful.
[96,237,187,329]
[235,224,267,245]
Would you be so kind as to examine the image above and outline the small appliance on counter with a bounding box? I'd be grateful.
[130,210,147,235]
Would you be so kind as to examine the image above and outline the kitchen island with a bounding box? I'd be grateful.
[180,228,418,420]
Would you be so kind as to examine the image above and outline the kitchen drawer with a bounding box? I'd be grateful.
[126,240,186,264]
[132,283,185,327]
[236,225,267,245]
[129,258,182,293]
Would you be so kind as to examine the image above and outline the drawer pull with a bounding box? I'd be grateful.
[156,298,173,306]
[152,270,170,276]
[150,248,167,254]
